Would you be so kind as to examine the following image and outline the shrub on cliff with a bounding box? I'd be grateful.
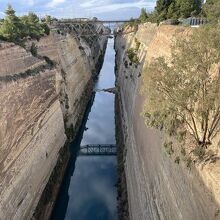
[127,48,139,65]
[30,42,38,56]
[142,24,220,152]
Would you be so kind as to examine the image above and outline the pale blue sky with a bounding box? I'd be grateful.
[0,0,156,19]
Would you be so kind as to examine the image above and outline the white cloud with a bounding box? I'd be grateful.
[46,0,66,8]
[80,0,155,13]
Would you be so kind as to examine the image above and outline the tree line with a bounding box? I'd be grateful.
[137,0,220,23]
[155,0,202,21]
[0,5,50,43]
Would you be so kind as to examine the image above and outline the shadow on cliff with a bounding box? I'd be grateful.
[50,92,96,220]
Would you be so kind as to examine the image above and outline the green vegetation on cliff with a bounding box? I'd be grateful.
[142,24,220,158]
[127,48,139,65]
[0,5,50,43]
[126,38,140,65]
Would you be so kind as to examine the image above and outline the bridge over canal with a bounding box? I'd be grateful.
[51,19,131,37]
[79,144,117,156]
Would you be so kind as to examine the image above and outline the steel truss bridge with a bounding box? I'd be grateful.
[51,19,131,37]
[79,144,117,156]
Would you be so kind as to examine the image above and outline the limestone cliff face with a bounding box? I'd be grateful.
[0,23,107,219]
[115,23,220,220]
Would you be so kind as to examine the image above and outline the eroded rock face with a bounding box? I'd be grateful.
[0,23,107,219]
[115,23,220,220]
[0,41,46,77]
[0,68,66,220]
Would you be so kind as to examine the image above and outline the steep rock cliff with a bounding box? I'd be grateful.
[115,23,220,220]
[0,23,107,219]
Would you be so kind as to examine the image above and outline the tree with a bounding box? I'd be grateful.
[203,0,220,22]
[176,0,202,18]
[167,2,178,19]
[20,12,44,40]
[0,4,21,41]
[155,0,174,21]
[142,24,220,149]
[139,8,148,22]
[156,0,173,14]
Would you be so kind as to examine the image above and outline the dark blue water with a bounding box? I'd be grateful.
[51,38,117,220]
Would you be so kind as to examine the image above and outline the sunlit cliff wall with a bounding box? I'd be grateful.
[115,23,220,220]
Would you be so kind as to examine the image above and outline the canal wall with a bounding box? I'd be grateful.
[0,24,108,219]
[115,23,220,220]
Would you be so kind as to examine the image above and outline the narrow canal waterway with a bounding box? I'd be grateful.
[51,38,117,220]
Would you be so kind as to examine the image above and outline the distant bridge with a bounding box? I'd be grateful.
[58,19,130,24]
[51,19,130,37]
[79,144,117,156]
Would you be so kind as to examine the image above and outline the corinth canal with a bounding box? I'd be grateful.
[51,38,117,220]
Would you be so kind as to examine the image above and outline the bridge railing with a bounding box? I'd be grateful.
[181,17,207,26]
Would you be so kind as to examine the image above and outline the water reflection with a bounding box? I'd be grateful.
[82,92,115,145]
[95,39,115,90]
[65,157,117,220]
[51,39,117,220]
